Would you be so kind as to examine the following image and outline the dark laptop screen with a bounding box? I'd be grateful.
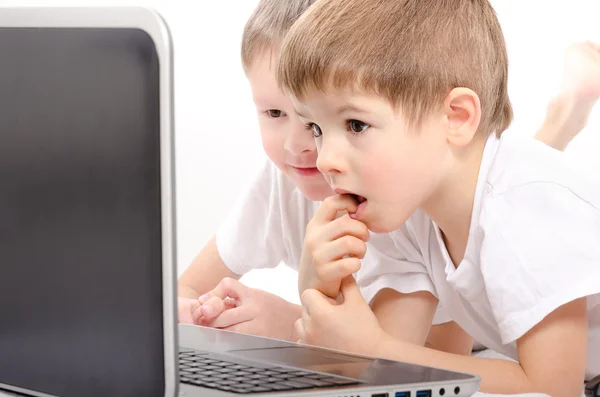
[0,27,166,397]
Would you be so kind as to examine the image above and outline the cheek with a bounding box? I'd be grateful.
[259,123,286,165]
[363,141,433,199]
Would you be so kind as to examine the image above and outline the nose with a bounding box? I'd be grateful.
[316,133,344,176]
[283,120,315,155]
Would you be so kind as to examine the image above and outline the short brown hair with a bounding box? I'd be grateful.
[241,0,316,72]
[277,0,513,136]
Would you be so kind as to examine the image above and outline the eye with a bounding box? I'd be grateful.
[307,123,322,138]
[266,109,286,118]
[348,119,370,134]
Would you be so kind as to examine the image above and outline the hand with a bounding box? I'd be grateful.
[296,276,385,356]
[178,297,201,324]
[560,41,600,105]
[195,277,302,341]
[299,195,370,299]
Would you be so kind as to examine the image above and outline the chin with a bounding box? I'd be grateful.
[364,221,395,234]
[364,212,410,234]
[299,185,333,202]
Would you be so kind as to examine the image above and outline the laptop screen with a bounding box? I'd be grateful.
[0,27,166,397]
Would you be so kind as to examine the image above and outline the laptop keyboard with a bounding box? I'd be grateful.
[179,350,360,394]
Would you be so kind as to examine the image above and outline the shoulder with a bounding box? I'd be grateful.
[476,138,600,342]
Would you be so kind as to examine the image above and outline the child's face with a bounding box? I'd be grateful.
[292,89,451,233]
[246,51,333,201]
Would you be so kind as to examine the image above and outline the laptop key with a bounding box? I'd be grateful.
[269,384,294,391]
[247,374,267,379]
[264,377,285,383]
[319,377,360,385]
[257,370,280,376]
[215,367,236,373]
[230,365,251,370]
[248,386,273,392]
[292,378,334,387]
[233,371,253,377]
[218,380,238,386]
[227,387,256,393]
[232,383,253,389]
[209,373,230,379]
[271,373,295,379]
[276,380,314,389]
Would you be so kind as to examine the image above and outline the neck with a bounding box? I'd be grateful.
[421,136,488,266]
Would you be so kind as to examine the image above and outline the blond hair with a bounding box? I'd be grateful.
[277,0,513,136]
[241,0,316,72]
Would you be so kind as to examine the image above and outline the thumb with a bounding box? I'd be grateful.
[340,276,363,304]
[204,277,249,303]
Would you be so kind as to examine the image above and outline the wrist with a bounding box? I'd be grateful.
[178,283,201,299]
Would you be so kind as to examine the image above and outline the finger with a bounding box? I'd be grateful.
[206,306,254,329]
[317,235,368,261]
[191,300,205,325]
[317,257,362,282]
[204,277,249,302]
[200,297,229,321]
[340,275,364,304]
[313,195,359,224]
[322,214,370,242]
[300,288,330,316]
[178,299,199,324]
[223,297,238,310]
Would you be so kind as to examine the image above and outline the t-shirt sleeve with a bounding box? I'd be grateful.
[356,231,449,324]
[480,181,600,344]
[215,160,288,275]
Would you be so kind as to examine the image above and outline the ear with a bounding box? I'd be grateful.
[443,87,481,147]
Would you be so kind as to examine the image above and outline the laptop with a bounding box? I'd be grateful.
[0,6,481,397]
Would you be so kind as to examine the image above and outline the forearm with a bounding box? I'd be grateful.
[375,334,538,395]
[425,321,474,356]
[178,236,241,298]
[535,93,596,151]
[178,283,202,299]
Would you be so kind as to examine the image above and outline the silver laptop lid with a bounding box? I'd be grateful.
[0,7,177,397]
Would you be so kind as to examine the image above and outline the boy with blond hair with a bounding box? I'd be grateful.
[277,0,600,395]
[180,0,600,371]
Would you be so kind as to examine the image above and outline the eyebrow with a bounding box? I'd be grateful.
[294,104,369,120]
[295,110,308,119]
[336,104,369,115]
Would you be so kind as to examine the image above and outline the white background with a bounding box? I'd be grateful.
[2,0,599,305]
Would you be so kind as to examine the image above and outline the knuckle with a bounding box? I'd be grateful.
[357,241,367,257]
[341,235,356,250]
[347,258,362,272]
[312,249,325,266]
[222,277,235,288]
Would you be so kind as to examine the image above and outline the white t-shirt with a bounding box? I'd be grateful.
[391,133,600,380]
[216,160,450,324]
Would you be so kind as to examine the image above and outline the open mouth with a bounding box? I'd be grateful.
[348,193,367,204]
